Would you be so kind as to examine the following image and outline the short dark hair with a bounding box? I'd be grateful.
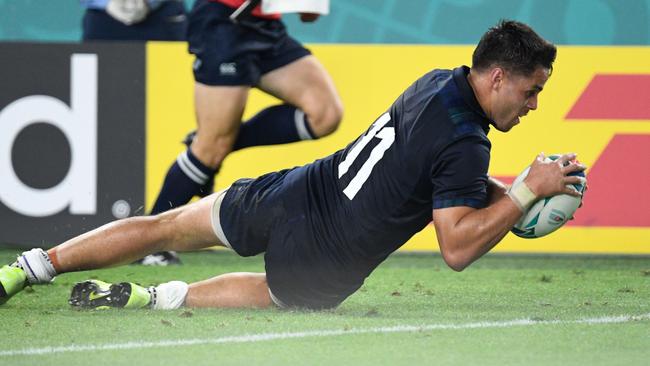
[472,20,557,76]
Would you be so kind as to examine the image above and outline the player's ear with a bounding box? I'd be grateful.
[489,67,504,90]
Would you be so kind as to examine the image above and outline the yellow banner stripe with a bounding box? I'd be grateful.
[146,43,650,254]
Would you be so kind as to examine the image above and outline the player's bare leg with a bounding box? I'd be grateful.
[51,194,223,272]
[185,273,272,308]
[153,55,341,214]
[149,84,248,212]
[191,84,249,168]
[144,84,248,265]
[67,271,273,310]
[65,188,276,310]
[1,194,224,306]
[68,272,274,310]
[259,55,343,137]
[63,187,274,310]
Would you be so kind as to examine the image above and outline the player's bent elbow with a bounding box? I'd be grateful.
[437,234,471,271]
[440,248,471,272]
[443,257,470,272]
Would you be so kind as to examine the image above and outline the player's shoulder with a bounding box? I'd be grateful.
[390,68,454,128]
[402,68,454,101]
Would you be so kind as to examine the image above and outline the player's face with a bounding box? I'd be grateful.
[490,67,550,132]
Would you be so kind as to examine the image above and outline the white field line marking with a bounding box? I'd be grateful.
[1,313,648,357]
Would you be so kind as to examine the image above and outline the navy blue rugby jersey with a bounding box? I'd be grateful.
[283,66,492,270]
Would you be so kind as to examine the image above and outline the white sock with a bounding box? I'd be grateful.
[16,248,57,285]
[150,281,188,310]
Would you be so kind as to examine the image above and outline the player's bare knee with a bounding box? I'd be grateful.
[190,136,234,169]
[305,101,343,138]
[326,100,344,133]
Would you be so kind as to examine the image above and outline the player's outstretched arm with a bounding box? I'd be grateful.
[432,153,585,271]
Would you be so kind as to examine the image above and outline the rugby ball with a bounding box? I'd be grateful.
[511,155,586,238]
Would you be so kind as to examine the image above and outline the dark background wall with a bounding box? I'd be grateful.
[0,43,145,246]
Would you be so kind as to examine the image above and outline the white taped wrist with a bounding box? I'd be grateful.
[150,281,188,310]
[507,181,536,212]
[16,248,57,285]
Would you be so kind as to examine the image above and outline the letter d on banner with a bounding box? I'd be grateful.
[0,54,98,217]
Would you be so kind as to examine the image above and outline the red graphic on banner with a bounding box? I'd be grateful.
[566,75,650,120]
[493,135,650,227]
[495,176,515,185]
[569,134,650,227]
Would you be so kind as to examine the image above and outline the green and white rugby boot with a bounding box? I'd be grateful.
[69,280,151,309]
[0,265,27,305]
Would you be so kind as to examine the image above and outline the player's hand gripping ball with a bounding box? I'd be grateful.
[511,155,587,238]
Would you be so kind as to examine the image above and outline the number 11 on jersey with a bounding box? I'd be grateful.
[338,113,395,200]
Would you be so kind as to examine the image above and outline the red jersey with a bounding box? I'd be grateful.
[212,0,281,20]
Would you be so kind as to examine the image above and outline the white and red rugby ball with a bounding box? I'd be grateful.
[511,155,587,239]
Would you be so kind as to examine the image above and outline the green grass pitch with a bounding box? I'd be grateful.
[1,248,649,365]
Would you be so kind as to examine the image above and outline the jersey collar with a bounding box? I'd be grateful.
[453,66,491,133]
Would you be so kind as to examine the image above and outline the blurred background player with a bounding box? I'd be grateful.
[79,0,342,265]
[146,0,343,264]
[80,0,188,41]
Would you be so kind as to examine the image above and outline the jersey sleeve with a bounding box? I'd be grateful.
[431,135,490,209]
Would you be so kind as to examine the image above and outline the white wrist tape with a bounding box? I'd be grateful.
[507,181,536,212]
